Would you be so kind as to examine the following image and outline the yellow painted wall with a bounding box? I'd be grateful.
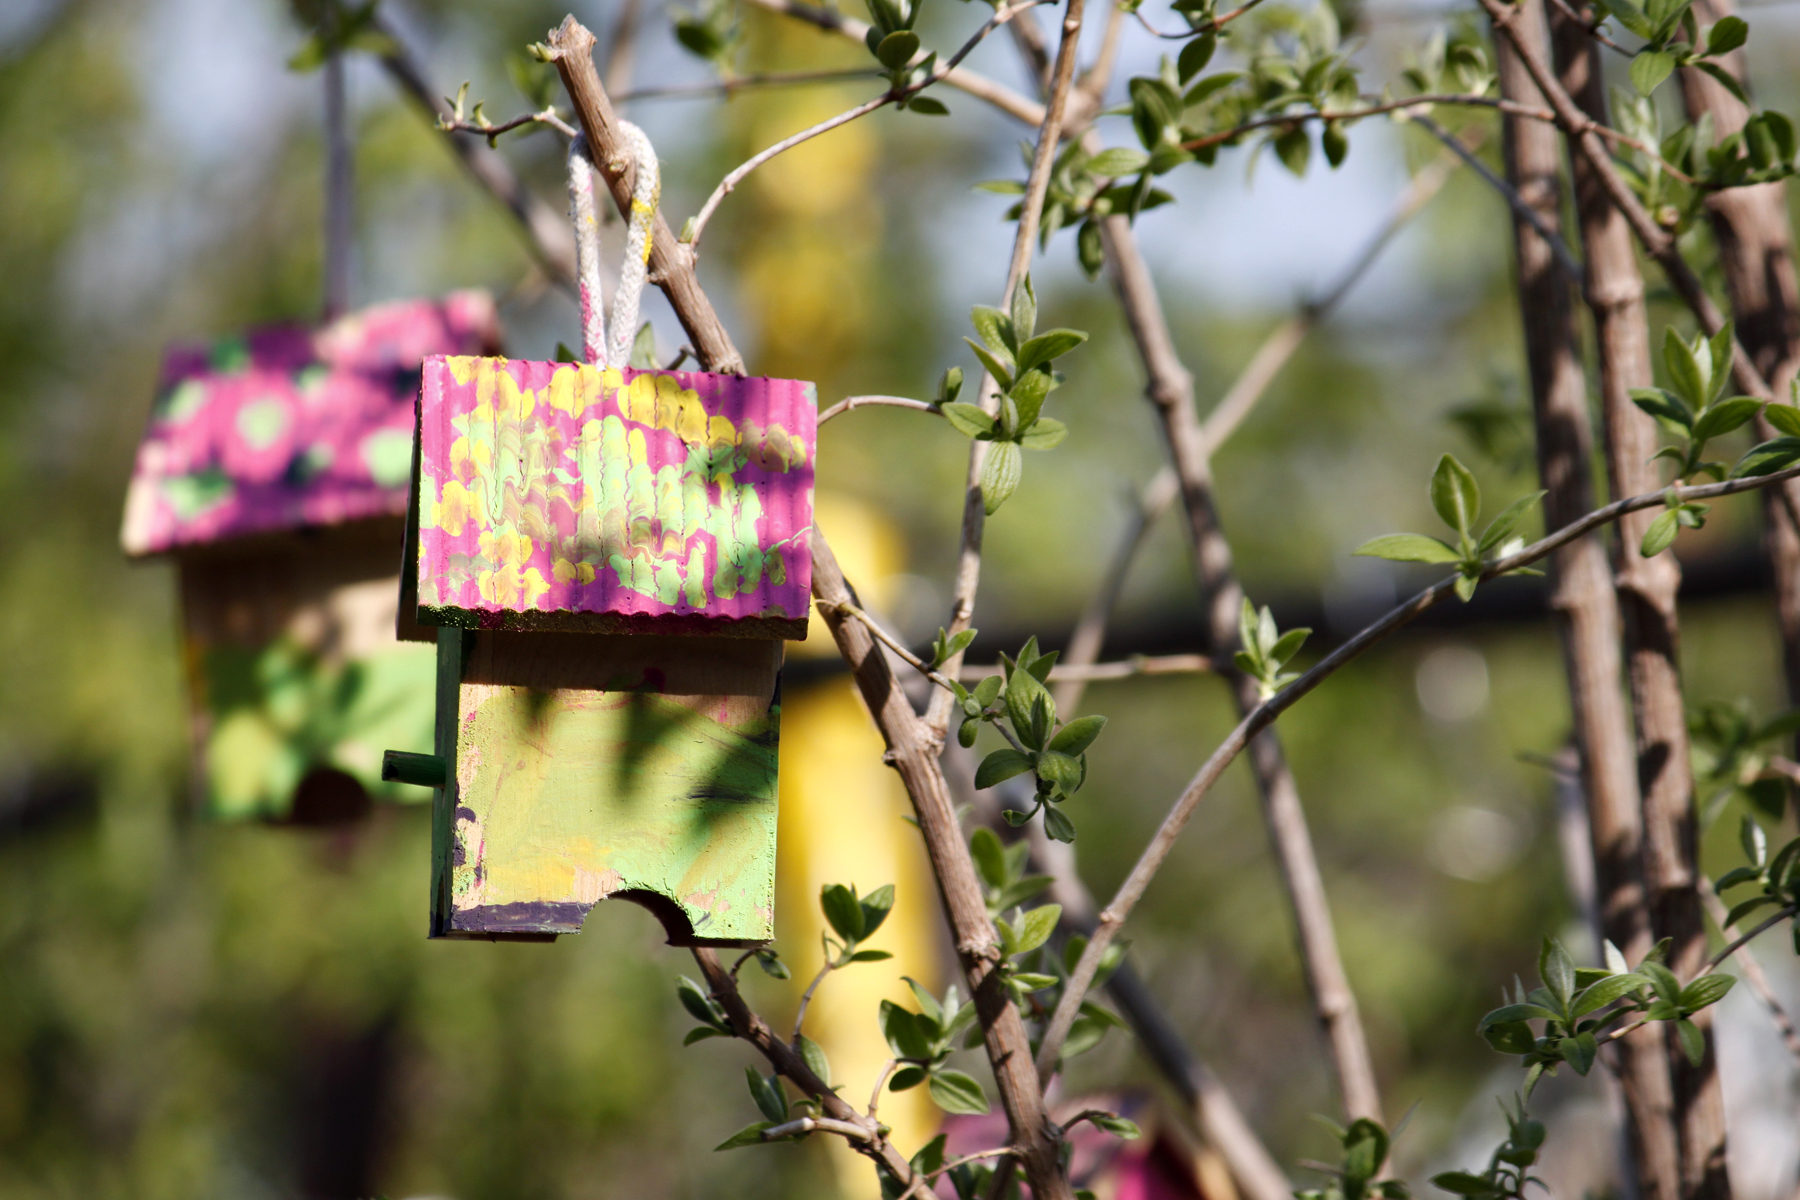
[777,492,943,1194]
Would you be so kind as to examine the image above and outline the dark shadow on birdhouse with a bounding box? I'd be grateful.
[390,357,815,945]
[120,294,502,824]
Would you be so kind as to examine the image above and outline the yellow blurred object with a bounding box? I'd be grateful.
[778,491,942,1195]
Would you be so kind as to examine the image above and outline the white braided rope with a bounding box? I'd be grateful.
[565,124,661,369]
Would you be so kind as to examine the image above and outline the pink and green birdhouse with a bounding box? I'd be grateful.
[387,356,815,944]
[121,292,501,822]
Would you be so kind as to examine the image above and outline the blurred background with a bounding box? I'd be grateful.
[2,0,1798,1196]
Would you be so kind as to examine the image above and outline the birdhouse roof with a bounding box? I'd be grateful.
[120,292,501,557]
[414,356,816,639]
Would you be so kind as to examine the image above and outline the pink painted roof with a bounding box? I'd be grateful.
[415,357,816,635]
[121,292,501,557]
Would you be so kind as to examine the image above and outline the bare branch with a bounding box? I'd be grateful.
[819,395,941,424]
[1198,131,1470,456]
[793,956,835,1043]
[1411,113,1582,281]
[931,1146,1021,1176]
[374,16,579,287]
[438,107,579,143]
[1034,460,1800,1077]
[966,652,1214,684]
[762,1116,877,1141]
[1700,876,1800,1065]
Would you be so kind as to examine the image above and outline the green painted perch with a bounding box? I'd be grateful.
[395,355,816,944]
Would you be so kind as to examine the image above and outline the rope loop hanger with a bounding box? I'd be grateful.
[567,121,660,368]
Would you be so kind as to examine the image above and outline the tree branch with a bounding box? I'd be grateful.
[925,0,1091,741]
[1034,460,1800,1079]
[819,394,941,424]
[1700,875,1800,1065]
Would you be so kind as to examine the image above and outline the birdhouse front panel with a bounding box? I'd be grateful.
[414,357,815,638]
[437,630,782,944]
[122,293,501,821]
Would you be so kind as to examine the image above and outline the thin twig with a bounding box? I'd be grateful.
[1197,130,1472,456]
[618,67,885,102]
[1034,461,1800,1077]
[1700,876,1800,1064]
[931,1146,1022,1176]
[926,0,1091,741]
[793,956,836,1042]
[1545,0,1631,54]
[1135,0,1267,37]
[819,395,941,424]
[762,1115,878,1141]
[438,106,579,144]
[830,601,962,694]
[1411,113,1582,281]
[686,0,1049,250]
[1701,905,1797,974]
[869,1059,899,1121]
[968,653,1215,684]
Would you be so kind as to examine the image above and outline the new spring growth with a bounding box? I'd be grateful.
[1354,453,1544,600]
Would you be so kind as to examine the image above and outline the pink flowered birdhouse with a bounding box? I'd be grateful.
[387,357,816,943]
[121,292,501,823]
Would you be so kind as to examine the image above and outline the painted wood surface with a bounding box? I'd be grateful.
[179,519,436,821]
[431,631,781,943]
[414,357,815,638]
[122,292,499,557]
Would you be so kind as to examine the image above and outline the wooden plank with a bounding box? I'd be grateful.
[436,634,782,944]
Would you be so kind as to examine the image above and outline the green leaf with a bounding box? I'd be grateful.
[1354,533,1462,564]
[859,883,895,938]
[1697,59,1749,103]
[879,1000,933,1060]
[1630,48,1677,95]
[1724,894,1778,927]
[1431,453,1481,537]
[1011,275,1037,344]
[975,748,1034,789]
[683,1026,728,1044]
[1042,804,1077,842]
[821,883,865,942]
[1322,120,1349,169]
[1482,1019,1536,1054]
[1177,32,1216,83]
[1005,649,1055,738]
[1693,396,1764,442]
[1741,814,1768,867]
[1077,220,1105,279]
[1665,327,1709,410]
[973,674,1003,709]
[965,339,1013,392]
[1560,1030,1598,1075]
[1732,436,1800,478]
[288,35,330,73]
[1049,714,1107,756]
[1675,1017,1706,1066]
[1540,936,1577,1012]
[1631,387,1696,430]
[1008,368,1053,430]
[905,977,944,1027]
[970,827,1007,889]
[889,1065,927,1091]
[1477,491,1547,554]
[1035,750,1082,789]
[1090,1113,1142,1138]
[971,305,1016,360]
[928,1068,990,1115]
[1641,508,1682,557]
[1011,904,1063,955]
[875,29,920,68]
[1087,146,1151,176]
[678,975,725,1029]
[1707,14,1748,53]
[747,1067,788,1122]
[974,179,1027,194]
[906,94,949,116]
[1766,403,1800,438]
[1573,972,1651,1016]
[1641,960,1683,1006]
[1478,1002,1558,1029]
[941,401,997,439]
[754,950,791,980]
[1021,417,1068,450]
[1184,70,1242,106]
[1273,126,1310,176]
[1269,626,1311,666]
[796,1035,831,1086]
[849,949,894,962]
[714,1120,774,1150]
[1679,973,1736,1012]
[1016,329,1087,375]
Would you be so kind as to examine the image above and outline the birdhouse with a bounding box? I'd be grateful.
[387,355,815,943]
[121,292,502,823]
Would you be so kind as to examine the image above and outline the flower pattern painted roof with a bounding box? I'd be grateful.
[121,291,501,556]
[415,356,816,637]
